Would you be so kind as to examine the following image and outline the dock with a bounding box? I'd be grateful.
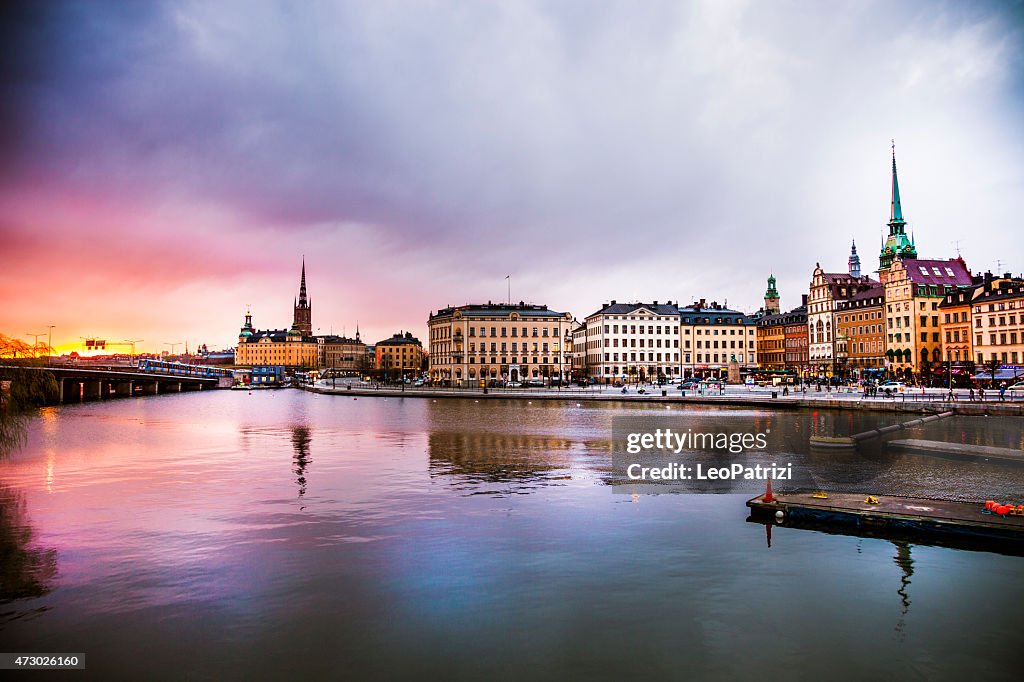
[887,439,1024,464]
[747,491,1024,545]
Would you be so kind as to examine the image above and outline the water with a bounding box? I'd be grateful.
[1,391,1022,679]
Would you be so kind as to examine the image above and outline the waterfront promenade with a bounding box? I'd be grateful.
[302,382,1024,416]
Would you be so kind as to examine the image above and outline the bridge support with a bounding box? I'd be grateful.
[115,381,133,397]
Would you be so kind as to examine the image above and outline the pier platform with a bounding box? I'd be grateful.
[887,439,1024,464]
[747,491,1024,546]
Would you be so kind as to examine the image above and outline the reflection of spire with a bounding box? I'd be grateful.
[291,426,311,498]
[893,541,914,635]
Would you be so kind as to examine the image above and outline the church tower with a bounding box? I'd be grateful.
[292,258,313,336]
[764,274,781,314]
[848,240,861,278]
[878,142,918,279]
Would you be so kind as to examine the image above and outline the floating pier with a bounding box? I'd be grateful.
[748,491,1024,545]
[887,439,1024,464]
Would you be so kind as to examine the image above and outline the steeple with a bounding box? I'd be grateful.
[890,145,904,228]
[879,141,917,275]
[763,274,780,314]
[292,258,313,336]
[848,240,861,278]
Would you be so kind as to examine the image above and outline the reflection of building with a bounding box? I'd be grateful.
[580,301,681,382]
[836,284,885,374]
[375,332,423,376]
[883,257,971,377]
[680,300,757,378]
[427,302,572,385]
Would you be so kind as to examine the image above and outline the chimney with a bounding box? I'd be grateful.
[653,300,658,306]
[611,300,617,305]
[699,298,706,309]
[802,294,808,306]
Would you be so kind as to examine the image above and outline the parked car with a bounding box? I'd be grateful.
[506,381,522,388]
[1007,381,1024,393]
[527,379,545,387]
[879,380,907,393]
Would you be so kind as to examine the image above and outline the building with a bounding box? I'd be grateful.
[968,273,1024,372]
[808,245,879,378]
[756,313,787,370]
[783,301,809,375]
[679,300,758,379]
[236,260,367,370]
[375,332,424,377]
[319,333,369,374]
[835,284,885,376]
[427,302,573,386]
[883,257,972,378]
[570,321,587,380]
[580,301,682,382]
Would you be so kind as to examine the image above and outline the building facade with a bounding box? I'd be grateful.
[427,303,572,386]
[756,313,787,370]
[783,303,809,374]
[808,252,878,378]
[970,274,1024,371]
[883,257,971,378]
[679,301,757,378]
[580,301,682,382]
[375,332,424,377]
[835,285,885,375]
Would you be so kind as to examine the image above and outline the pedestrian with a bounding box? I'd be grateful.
[999,383,1006,401]
[979,386,985,402]
[969,387,975,402]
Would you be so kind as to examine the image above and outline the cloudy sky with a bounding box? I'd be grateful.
[1,0,1022,353]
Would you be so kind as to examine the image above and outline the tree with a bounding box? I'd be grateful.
[0,338,59,455]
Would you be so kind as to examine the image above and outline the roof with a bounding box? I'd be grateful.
[587,301,681,317]
[899,258,972,286]
[376,332,422,347]
[430,303,567,320]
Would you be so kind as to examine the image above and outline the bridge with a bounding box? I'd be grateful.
[2,365,231,404]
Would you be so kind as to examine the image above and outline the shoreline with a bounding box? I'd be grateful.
[301,384,1024,416]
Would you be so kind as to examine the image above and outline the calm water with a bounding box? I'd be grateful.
[1,391,1022,680]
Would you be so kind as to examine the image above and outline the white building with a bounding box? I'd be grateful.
[580,301,682,382]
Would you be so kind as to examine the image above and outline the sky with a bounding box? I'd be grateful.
[1,0,1023,355]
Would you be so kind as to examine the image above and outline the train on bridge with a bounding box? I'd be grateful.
[137,359,235,379]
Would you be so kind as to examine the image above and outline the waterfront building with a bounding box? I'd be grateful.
[581,301,682,382]
[807,246,878,378]
[319,333,368,374]
[375,332,424,377]
[883,257,971,378]
[679,300,758,379]
[427,302,573,386]
[236,261,367,370]
[938,286,974,367]
[756,313,787,370]
[783,300,809,374]
[570,321,587,380]
[966,273,1024,371]
[835,284,886,376]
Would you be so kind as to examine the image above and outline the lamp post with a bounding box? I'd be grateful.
[26,332,46,359]
[164,342,182,358]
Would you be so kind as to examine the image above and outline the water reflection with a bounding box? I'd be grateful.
[894,541,914,635]
[427,431,574,495]
[0,485,57,613]
[291,426,311,498]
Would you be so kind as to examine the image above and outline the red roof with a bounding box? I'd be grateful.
[901,258,971,286]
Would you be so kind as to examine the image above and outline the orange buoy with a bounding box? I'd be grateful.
[985,500,995,510]
[997,505,1011,516]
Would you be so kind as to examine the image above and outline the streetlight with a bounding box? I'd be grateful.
[26,332,46,358]
[124,339,144,364]
[164,342,182,358]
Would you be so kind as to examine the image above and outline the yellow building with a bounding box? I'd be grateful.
[883,257,971,379]
[375,332,423,377]
[428,302,573,386]
[970,273,1024,371]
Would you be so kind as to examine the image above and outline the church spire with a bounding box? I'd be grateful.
[890,141,904,229]
[848,239,861,278]
[298,256,308,306]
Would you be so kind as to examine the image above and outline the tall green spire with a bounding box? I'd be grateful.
[879,140,917,272]
[890,143,904,228]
